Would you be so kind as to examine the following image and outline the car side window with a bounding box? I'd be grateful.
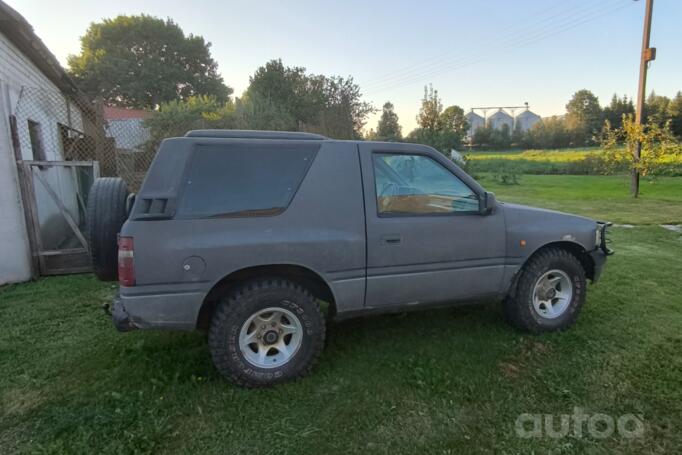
[372,153,479,215]
[177,144,318,218]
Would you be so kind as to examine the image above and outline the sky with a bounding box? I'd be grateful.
[9,0,682,132]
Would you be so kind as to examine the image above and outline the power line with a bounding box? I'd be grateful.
[365,0,627,94]
[363,0,634,96]
[363,0,626,92]
[361,0,576,88]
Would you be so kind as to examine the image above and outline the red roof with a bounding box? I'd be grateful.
[103,106,151,120]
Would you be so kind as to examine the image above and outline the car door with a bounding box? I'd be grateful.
[359,142,507,308]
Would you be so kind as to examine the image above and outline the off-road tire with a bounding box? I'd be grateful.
[208,278,325,387]
[504,248,587,333]
[87,177,129,281]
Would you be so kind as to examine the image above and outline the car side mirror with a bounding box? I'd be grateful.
[479,191,496,215]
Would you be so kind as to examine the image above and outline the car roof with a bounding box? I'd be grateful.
[185,130,327,141]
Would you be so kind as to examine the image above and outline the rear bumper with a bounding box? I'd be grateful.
[110,286,206,332]
[112,297,138,332]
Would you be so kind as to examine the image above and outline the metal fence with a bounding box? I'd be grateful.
[11,85,162,192]
[9,85,181,276]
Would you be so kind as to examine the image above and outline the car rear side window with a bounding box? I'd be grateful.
[178,143,318,218]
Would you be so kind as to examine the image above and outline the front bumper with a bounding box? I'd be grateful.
[590,222,613,282]
[589,249,609,282]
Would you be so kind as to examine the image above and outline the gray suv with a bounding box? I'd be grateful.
[89,130,611,387]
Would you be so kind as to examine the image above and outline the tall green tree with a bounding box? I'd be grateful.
[234,92,296,131]
[143,96,235,152]
[416,84,443,132]
[316,75,374,139]
[439,105,469,139]
[68,15,232,109]
[375,102,402,141]
[603,94,635,130]
[243,59,373,139]
[644,91,671,127]
[667,91,682,138]
[565,89,602,145]
[522,116,570,149]
[408,86,467,153]
[245,59,324,127]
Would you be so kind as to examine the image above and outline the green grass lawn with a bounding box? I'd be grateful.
[481,174,682,224]
[1,177,682,454]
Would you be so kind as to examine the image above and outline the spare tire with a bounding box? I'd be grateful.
[87,177,130,281]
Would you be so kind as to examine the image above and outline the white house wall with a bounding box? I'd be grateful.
[0,31,88,283]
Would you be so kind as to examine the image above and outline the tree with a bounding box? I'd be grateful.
[603,94,635,130]
[68,15,232,109]
[565,89,602,145]
[644,91,671,127]
[143,96,235,152]
[408,86,467,153]
[439,105,468,139]
[234,92,296,131]
[314,75,374,139]
[375,102,402,141]
[602,116,682,187]
[522,117,570,149]
[245,59,324,127]
[244,59,373,139]
[667,91,682,138]
[416,84,443,132]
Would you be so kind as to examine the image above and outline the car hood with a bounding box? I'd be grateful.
[502,202,596,224]
[500,202,598,254]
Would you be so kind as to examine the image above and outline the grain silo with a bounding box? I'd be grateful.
[465,110,485,137]
[515,109,541,132]
[487,109,513,131]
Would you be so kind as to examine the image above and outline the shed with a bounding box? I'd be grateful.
[0,0,98,283]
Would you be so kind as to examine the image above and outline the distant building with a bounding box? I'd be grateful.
[465,110,484,137]
[515,109,541,132]
[465,105,543,137]
[104,106,151,152]
[487,109,514,131]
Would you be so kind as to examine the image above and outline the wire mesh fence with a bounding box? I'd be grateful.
[10,85,174,192]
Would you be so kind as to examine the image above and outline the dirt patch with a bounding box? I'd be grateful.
[498,340,552,379]
[1,387,45,417]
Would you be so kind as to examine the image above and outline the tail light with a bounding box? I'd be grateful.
[118,235,135,286]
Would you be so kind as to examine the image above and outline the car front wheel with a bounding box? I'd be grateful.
[504,248,587,333]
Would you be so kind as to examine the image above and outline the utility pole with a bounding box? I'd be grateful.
[632,0,655,198]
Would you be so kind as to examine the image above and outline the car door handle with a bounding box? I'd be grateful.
[381,235,402,245]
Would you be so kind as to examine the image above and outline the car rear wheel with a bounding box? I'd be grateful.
[208,278,325,387]
[504,248,587,333]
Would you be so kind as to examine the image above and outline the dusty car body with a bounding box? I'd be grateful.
[94,130,610,386]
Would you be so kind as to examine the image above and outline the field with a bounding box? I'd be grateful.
[466,147,682,176]
[1,175,682,454]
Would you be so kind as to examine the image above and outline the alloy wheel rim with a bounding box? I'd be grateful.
[531,269,573,319]
[238,306,303,369]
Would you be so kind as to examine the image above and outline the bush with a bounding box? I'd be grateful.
[489,161,520,185]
